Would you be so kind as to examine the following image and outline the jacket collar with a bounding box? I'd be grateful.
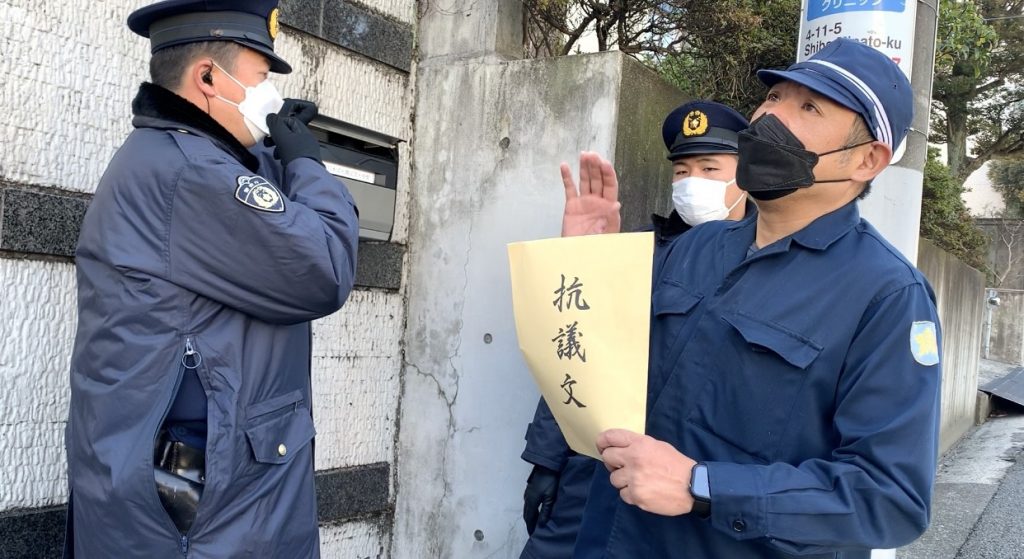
[650,210,692,244]
[131,82,259,172]
[789,200,860,250]
[726,199,860,252]
[652,200,759,244]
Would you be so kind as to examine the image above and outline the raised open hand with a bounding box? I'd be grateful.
[560,151,622,237]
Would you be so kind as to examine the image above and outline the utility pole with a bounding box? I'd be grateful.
[862,0,940,264]
[796,0,940,263]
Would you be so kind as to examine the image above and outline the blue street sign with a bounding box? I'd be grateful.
[808,0,906,21]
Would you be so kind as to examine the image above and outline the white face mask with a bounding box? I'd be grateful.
[212,61,284,144]
[671,177,745,226]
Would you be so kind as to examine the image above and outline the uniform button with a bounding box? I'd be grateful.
[277,444,287,456]
[732,519,746,532]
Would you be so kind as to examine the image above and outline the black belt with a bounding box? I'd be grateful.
[154,435,205,534]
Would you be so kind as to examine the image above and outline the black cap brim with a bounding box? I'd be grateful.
[237,40,292,74]
[667,144,740,161]
[666,126,740,161]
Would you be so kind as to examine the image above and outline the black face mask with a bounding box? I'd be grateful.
[736,114,873,201]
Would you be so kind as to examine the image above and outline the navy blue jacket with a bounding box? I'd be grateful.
[65,83,358,558]
[574,202,941,558]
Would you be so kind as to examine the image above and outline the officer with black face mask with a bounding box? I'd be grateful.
[736,112,874,200]
[564,38,943,558]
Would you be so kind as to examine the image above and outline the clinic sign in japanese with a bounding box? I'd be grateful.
[798,0,917,78]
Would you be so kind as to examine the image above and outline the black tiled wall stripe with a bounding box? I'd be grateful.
[279,0,414,72]
[0,186,404,291]
[0,463,392,558]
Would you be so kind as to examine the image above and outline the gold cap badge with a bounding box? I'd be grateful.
[682,110,709,137]
[268,8,280,41]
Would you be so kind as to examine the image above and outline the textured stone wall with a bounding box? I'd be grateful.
[0,259,76,511]
[0,0,415,556]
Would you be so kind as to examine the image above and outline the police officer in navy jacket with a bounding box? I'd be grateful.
[64,1,358,556]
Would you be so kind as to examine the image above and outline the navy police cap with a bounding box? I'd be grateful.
[757,38,912,149]
[128,0,292,74]
[662,101,749,161]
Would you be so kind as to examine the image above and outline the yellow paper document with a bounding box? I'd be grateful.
[507,232,653,460]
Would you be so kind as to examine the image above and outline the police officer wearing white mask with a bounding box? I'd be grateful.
[64,1,359,556]
[660,100,751,237]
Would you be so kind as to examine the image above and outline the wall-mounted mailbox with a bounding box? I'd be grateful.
[309,115,402,241]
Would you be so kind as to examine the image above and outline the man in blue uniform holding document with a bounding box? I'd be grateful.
[571,38,942,558]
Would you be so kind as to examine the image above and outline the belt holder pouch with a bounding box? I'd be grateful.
[154,436,205,533]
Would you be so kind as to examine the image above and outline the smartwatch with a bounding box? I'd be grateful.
[689,463,711,518]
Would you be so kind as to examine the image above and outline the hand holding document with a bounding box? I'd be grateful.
[508,232,653,460]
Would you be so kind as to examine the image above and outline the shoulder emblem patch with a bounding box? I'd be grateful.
[235,175,285,213]
[910,321,940,366]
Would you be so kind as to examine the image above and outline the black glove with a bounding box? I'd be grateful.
[263,99,318,147]
[523,464,560,535]
[280,98,318,125]
[266,113,323,166]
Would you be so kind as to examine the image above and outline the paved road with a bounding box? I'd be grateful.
[899,413,1024,559]
[955,438,1024,558]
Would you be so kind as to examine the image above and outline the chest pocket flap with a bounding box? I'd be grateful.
[722,312,822,370]
[653,282,703,317]
[245,390,316,465]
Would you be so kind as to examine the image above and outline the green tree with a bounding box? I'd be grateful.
[931,0,1024,185]
[522,0,689,56]
[988,156,1024,216]
[520,0,800,115]
[656,0,800,117]
[920,147,989,270]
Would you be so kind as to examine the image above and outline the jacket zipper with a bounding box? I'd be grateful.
[179,337,203,556]
[183,337,202,370]
[154,338,188,453]
[154,337,203,555]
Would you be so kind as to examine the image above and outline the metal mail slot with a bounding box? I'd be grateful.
[309,115,402,241]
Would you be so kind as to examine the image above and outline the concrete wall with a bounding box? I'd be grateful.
[984,289,1024,366]
[0,1,414,555]
[613,60,679,229]
[917,239,987,454]
[977,219,1024,290]
[395,2,685,551]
